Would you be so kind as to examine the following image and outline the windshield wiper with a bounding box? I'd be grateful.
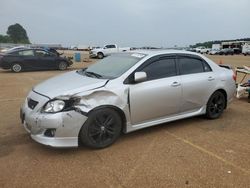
[85,71,103,78]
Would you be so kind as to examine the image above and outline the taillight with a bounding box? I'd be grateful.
[232,72,236,82]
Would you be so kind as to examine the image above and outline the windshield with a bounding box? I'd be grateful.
[83,53,145,79]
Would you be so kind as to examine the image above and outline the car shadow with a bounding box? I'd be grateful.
[0,114,224,158]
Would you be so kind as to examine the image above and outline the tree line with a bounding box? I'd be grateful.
[0,23,30,44]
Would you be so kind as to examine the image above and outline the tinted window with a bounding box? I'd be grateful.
[106,45,116,48]
[142,58,177,80]
[18,50,34,56]
[179,57,204,75]
[35,50,50,57]
[203,61,212,72]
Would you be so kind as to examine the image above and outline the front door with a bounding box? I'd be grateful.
[34,49,57,69]
[129,56,182,124]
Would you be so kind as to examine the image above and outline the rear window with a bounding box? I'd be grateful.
[178,56,211,75]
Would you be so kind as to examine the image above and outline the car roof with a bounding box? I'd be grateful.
[128,49,203,57]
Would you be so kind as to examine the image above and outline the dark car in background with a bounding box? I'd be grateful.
[233,48,241,54]
[0,48,73,72]
[218,48,234,55]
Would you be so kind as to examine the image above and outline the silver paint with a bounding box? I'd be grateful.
[21,50,236,147]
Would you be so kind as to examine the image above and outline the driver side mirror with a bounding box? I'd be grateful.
[134,72,147,83]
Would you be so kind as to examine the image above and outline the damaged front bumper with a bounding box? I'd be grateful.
[89,51,98,58]
[20,91,88,147]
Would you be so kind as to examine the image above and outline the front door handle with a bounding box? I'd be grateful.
[171,82,181,87]
[208,76,215,81]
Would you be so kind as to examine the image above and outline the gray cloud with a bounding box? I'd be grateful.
[0,0,249,47]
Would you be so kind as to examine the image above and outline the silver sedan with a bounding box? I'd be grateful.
[20,50,236,148]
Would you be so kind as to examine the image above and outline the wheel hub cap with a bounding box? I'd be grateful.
[101,126,105,131]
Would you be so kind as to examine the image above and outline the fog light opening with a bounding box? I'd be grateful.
[44,129,56,137]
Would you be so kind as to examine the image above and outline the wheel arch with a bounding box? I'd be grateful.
[61,60,70,66]
[11,61,24,72]
[11,61,23,66]
[88,105,127,129]
[211,89,228,109]
[78,105,127,139]
[77,105,127,147]
[97,52,104,58]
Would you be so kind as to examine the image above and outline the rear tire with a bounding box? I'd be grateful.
[79,108,122,149]
[11,63,22,73]
[206,91,226,119]
[58,61,67,70]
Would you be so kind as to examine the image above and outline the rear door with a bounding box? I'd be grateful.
[128,56,182,124]
[177,54,217,113]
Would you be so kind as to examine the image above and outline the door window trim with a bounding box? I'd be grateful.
[176,54,212,75]
[124,54,178,84]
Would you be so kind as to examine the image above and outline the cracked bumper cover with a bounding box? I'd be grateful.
[21,101,88,148]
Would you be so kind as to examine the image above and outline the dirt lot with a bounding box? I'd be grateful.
[0,52,250,188]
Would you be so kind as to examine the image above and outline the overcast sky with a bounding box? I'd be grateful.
[0,0,250,47]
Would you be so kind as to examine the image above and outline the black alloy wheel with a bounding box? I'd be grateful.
[80,108,122,149]
[206,91,226,119]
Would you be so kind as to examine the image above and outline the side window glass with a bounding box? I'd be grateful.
[179,57,204,75]
[203,61,212,72]
[35,50,49,57]
[142,58,176,81]
[105,45,116,49]
[18,50,34,56]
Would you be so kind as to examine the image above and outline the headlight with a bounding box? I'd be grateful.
[43,100,65,113]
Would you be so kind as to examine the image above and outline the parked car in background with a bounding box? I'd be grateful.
[0,48,73,72]
[20,50,236,148]
[233,48,241,54]
[89,44,130,59]
[186,48,196,52]
[195,46,210,54]
[242,48,250,56]
[218,48,234,55]
[208,49,220,55]
[242,43,250,55]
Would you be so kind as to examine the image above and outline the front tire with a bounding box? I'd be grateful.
[206,91,226,119]
[80,108,122,149]
[58,61,67,70]
[11,63,22,73]
[97,52,104,59]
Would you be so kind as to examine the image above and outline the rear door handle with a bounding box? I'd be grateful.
[208,76,215,81]
[171,82,181,87]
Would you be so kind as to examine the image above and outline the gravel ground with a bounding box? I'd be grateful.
[0,52,250,188]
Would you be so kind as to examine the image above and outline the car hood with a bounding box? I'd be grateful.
[33,71,108,99]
